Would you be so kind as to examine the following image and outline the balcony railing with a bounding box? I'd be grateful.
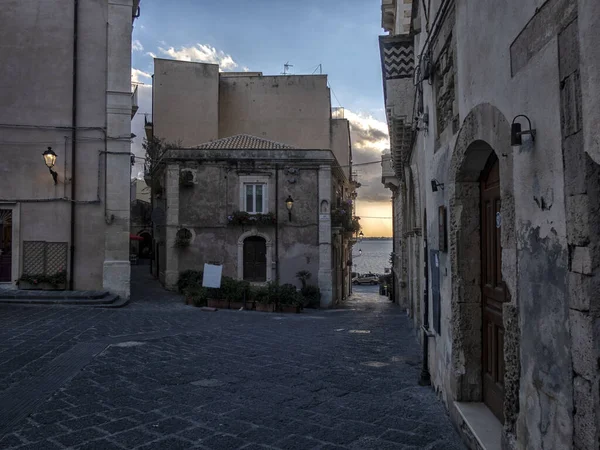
[332,107,345,119]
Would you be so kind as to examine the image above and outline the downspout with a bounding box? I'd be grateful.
[275,166,280,283]
[419,211,431,386]
[69,0,78,291]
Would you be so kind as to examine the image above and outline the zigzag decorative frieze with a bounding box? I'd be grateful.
[380,37,414,80]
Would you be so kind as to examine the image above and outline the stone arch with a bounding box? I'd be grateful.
[448,103,519,432]
[237,228,273,283]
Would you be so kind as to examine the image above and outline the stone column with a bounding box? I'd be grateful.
[102,0,134,298]
[164,164,180,290]
[318,165,333,307]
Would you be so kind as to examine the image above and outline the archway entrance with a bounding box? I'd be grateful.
[480,155,505,422]
[0,209,12,282]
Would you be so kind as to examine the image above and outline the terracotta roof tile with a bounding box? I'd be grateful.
[194,134,295,150]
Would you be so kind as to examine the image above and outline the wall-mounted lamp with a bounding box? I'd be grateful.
[358,231,364,240]
[431,179,444,192]
[511,115,536,146]
[285,195,294,222]
[42,147,58,184]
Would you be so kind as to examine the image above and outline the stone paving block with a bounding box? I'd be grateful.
[13,441,63,450]
[53,428,107,447]
[200,433,247,449]
[0,434,23,449]
[99,418,139,434]
[177,426,215,443]
[14,423,69,443]
[110,428,160,448]
[60,414,110,432]
[137,436,194,450]
[73,438,127,450]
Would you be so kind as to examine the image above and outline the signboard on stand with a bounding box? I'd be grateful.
[202,263,223,288]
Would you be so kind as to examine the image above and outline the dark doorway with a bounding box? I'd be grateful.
[480,154,505,423]
[243,236,267,282]
[0,210,12,282]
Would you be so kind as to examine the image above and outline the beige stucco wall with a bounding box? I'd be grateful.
[153,59,219,146]
[330,119,352,179]
[219,75,331,149]
[0,0,135,295]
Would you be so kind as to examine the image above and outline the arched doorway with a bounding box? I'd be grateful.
[480,154,505,422]
[448,103,518,432]
[243,236,267,282]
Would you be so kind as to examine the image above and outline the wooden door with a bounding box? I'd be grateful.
[243,237,266,282]
[481,156,505,423]
[0,210,12,282]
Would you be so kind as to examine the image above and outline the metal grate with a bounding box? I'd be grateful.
[23,241,68,275]
[46,243,68,275]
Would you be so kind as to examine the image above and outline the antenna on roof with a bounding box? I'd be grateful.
[282,61,293,75]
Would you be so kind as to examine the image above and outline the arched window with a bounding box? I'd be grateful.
[243,236,267,282]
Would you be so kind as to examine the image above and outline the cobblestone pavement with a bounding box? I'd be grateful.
[0,267,465,449]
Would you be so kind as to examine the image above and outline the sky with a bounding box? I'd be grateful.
[131,0,392,237]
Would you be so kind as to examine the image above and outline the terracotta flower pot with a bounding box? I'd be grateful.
[278,304,301,313]
[207,299,229,309]
[255,303,275,312]
[229,301,248,310]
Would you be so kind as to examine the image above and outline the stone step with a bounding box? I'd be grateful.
[0,290,111,300]
[0,294,122,306]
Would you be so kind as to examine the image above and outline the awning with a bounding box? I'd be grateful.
[130,234,144,241]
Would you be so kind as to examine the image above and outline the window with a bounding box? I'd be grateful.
[239,175,269,214]
[244,183,266,213]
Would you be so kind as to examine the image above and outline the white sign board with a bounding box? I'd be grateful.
[202,263,223,288]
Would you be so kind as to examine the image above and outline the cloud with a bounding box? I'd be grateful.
[131,68,152,83]
[156,44,239,71]
[343,110,391,203]
[146,51,157,58]
[243,66,250,72]
[132,40,144,52]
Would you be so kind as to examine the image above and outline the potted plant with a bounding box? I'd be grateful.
[223,277,251,310]
[180,170,194,187]
[227,211,277,226]
[277,283,302,313]
[177,270,203,293]
[17,270,67,291]
[206,286,229,309]
[300,285,321,309]
[252,285,274,312]
[174,228,192,248]
[184,285,208,307]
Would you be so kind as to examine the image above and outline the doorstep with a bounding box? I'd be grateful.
[452,402,502,450]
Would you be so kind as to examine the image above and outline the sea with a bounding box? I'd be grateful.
[351,239,393,276]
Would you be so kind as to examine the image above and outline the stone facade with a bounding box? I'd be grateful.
[0,0,139,298]
[146,62,356,306]
[379,0,600,449]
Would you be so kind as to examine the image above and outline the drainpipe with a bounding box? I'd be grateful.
[275,166,279,283]
[419,232,431,386]
[69,0,78,291]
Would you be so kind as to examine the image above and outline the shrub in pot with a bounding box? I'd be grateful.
[252,285,274,312]
[277,283,302,313]
[184,286,208,307]
[223,277,251,309]
[177,270,203,293]
[300,285,321,309]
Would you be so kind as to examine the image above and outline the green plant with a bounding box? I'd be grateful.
[301,285,321,308]
[174,228,192,248]
[250,285,271,304]
[296,270,312,289]
[278,283,302,306]
[331,200,361,234]
[18,270,67,286]
[184,285,209,307]
[177,270,203,293]
[221,277,250,302]
[227,211,276,226]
